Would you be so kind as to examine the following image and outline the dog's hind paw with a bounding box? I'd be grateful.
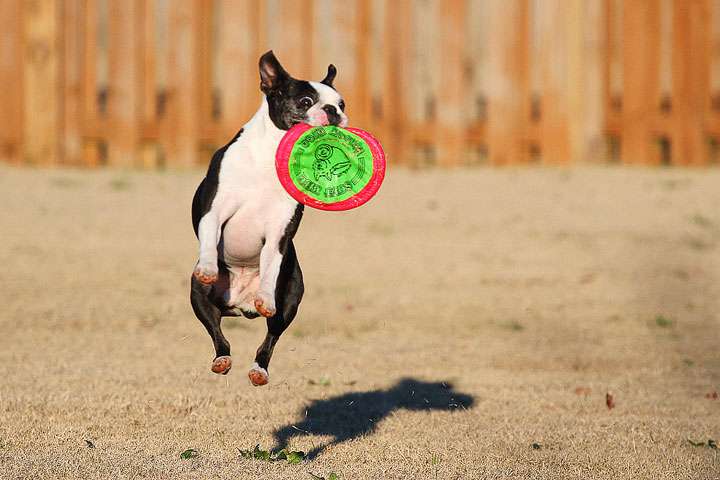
[248,363,269,386]
[211,355,232,375]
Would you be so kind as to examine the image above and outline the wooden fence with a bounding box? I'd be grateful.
[0,0,719,168]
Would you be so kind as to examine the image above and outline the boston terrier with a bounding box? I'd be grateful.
[190,51,348,386]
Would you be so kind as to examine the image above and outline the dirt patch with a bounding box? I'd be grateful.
[0,165,718,479]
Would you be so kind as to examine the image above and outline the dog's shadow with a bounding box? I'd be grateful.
[273,378,474,459]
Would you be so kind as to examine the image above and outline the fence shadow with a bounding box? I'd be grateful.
[272,378,474,459]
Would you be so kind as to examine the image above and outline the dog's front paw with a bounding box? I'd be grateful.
[193,261,218,284]
[254,292,276,318]
[248,363,269,386]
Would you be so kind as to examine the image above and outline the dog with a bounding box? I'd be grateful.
[190,51,348,386]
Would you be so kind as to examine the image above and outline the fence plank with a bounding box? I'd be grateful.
[383,0,412,165]
[107,0,139,167]
[265,0,314,78]
[538,0,571,164]
[22,0,60,165]
[352,0,373,127]
[0,0,23,163]
[368,0,386,128]
[163,1,202,167]
[622,0,662,164]
[217,0,260,139]
[135,0,161,168]
[138,0,157,125]
[604,0,622,143]
[437,0,466,166]
[313,0,357,91]
[412,0,437,125]
[60,0,84,165]
[487,0,525,165]
[671,0,711,165]
[81,0,102,166]
[577,0,606,163]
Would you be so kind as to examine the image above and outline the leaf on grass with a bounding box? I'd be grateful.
[238,445,304,463]
[706,391,718,399]
[253,445,271,461]
[287,450,305,464]
[687,439,718,449]
[308,474,339,480]
[85,440,95,449]
[180,449,199,459]
[574,387,590,395]
[605,392,615,409]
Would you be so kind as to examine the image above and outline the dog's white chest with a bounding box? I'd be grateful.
[213,126,297,267]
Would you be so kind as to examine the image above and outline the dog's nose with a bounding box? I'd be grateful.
[323,105,342,126]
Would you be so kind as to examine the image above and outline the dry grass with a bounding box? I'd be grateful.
[0,164,719,479]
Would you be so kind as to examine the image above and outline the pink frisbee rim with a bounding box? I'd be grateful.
[275,123,386,211]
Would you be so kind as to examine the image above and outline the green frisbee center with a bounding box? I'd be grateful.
[288,126,374,203]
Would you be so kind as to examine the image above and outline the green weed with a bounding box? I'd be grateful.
[692,213,713,228]
[367,222,395,236]
[50,177,80,188]
[653,314,676,328]
[224,318,247,330]
[309,473,341,480]
[660,178,692,190]
[180,449,199,459]
[687,237,711,250]
[308,377,330,386]
[687,439,717,450]
[502,320,524,331]
[238,445,304,464]
[110,178,133,191]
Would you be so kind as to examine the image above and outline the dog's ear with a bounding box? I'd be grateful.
[320,64,336,87]
[259,51,289,92]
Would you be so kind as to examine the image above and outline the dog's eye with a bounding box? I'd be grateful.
[297,96,314,109]
[338,100,345,112]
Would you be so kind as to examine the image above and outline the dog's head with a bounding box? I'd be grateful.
[259,51,348,131]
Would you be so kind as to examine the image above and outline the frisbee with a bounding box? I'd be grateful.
[275,123,385,211]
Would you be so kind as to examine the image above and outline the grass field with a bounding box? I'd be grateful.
[0,164,719,479]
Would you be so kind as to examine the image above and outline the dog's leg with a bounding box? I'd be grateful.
[193,212,225,284]
[254,238,284,318]
[190,275,233,374]
[249,243,304,386]
[254,204,303,317]
[193,201,236,284]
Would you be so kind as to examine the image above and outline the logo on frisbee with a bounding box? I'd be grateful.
[312,144,352,182]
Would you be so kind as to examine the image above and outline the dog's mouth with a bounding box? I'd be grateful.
[307,109,348,128]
